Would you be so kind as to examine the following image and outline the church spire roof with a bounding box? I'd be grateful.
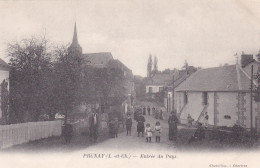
[68,22,82,55]
[72,22,78,46]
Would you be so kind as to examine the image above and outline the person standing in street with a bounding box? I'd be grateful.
[187,114,194,128]
[168,111,179,142]
[152,107,156,116]
[137,113,146,137]
[155,121,161,143]
[159,109,164,120]
[204,112,209,128]
[134,109,138,121]
[145,123,153,143]
[126,114,132,136]
[143,106,146,115]
[63,122,73,144]
[89,110,99,142]
[147,106,151,115]
[109,118,116,138]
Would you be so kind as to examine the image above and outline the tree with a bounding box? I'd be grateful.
[8,36,53,123]
[147,54,153,78]
[182,60,189,70]
[256,51,260,62]
[1,80,9,124]
[253,67,260,102]
[53,45,84,124]
[86,62,126,113]
[153,56,158,75]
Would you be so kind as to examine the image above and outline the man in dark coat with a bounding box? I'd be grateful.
[137,113,145,137]
[143,106,146,115]
[63,123,73,144]
[168,111,179,141]
[89,110,99,142]
[125,114,132,136]
[134,109,138,121]
[147,106,151,115]
[152,107,156,115]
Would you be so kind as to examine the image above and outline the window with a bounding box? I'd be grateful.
[202,92,208,105]
[149,87,153,93]
[224,115,231,120]
[184,91,188,104]
[159,87,164,92]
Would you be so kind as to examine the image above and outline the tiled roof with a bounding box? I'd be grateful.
[0,58,10,71]
[176,64,251,92]
[83,52,113,68]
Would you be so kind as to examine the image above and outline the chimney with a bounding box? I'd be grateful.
[241,53,254,68]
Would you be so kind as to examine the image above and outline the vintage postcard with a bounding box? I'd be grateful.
[0,0,260,167]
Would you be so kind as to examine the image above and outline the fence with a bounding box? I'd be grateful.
[0,120,62,149]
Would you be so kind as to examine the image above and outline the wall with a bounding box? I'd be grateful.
[217,92,238,127]
[176,92,205,124]
[145,85,164,93]
[176,91,259,128]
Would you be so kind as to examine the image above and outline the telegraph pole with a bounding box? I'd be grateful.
[250,65,253,136]
[172,75,175,112]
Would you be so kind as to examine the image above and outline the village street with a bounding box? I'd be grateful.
[78,114,177,153]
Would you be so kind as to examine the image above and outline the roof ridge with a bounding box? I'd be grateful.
[84,52,112,54]
[238,65,257,85]
[235,63,242,90]
[175,68,201,90]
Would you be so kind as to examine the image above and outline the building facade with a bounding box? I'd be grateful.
[175,55,260,128]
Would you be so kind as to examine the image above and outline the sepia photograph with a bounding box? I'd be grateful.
[0,0,260,167]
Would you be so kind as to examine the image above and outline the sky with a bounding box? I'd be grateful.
[1,0,260,77]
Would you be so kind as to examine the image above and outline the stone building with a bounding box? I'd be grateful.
[175,54,260,128]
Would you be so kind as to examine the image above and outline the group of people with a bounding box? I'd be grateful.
[134,106,164,120]
[130,108,162,143]
[63,106,210,145]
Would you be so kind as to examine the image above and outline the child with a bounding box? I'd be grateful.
[187,114,194,128]
[125,114,132,136]
[154,121,161,143]
[145,123,153,143]
[204,112,209,128]
[114,118,119,138]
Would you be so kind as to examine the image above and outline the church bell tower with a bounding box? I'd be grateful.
[68,22,82,56]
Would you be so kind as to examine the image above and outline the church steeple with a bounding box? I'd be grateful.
[68,22,82,55]
[72,22,79,46]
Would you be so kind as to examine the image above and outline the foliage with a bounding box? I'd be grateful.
[256,52,260,62]
[86,65,127,113]
[7,35,130,124]
[152,56,158,75]
[253,67,260,102]
[7,36,84,123]
[8,36,53,123]
[147,54,152,78]
[52,45,84,123]
[1,79,9,124]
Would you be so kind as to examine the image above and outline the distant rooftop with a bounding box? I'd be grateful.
[176,64,251,92]
[82,52,113,68]
[0,58,10,71]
